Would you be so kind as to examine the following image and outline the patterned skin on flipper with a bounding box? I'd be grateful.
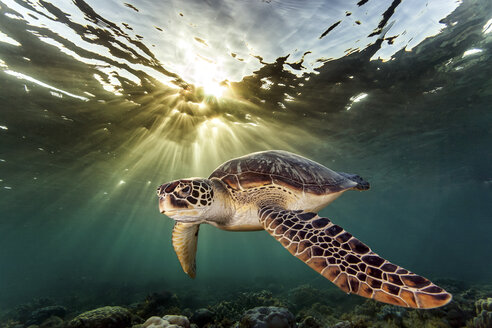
[172,222,200,278]
[258,207,452,309]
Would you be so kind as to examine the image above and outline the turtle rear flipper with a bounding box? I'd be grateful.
[258,207,451,309]
[172,222,200,278]
[337,172,370,190]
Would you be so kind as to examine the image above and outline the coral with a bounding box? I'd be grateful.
[471,298,492,328]
[297,303,337,328]
[351,299,383,317]
[402,310,449,328]
[288,285,325,312]
[135,291,181,319]
[39,316,64,328]
[163,315,190,328]
[331,322,352,328]
[190,308,214,327]
[442,302,470,328]
[4,298,55,324]
[66,306,134,328]
[26,306,67,326]
[142,315,190,328]
[239,306,295,328]
[376,305,406,321]
[236,291,287,310]
[287,284,360,314]
[339,299,379,327]
[298,316,322,328]
[210,301,243,323]
[4,280,492,328]
[210,291,287,323]
[0,320,23,328]
[142,316,165,328]
[339,313,373,328]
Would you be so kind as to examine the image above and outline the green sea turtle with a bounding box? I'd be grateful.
[156,150,451,309]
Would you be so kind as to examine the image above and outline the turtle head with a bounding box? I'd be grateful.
[157,178,214,222]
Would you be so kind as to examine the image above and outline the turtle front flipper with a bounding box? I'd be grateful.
[172,222,200,278]
[258,207,451,309]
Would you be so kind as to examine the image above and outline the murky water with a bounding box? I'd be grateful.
[0,0,491,324]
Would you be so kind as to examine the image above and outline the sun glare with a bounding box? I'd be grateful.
[177,41,228,98]
[192,58,227,98]
[203,80,226,98]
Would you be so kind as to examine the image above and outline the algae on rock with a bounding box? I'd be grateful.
[66,306,135,328]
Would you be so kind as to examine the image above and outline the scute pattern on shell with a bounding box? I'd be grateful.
[209,150,355,194]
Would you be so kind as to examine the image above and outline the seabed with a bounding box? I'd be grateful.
[1,279,491,328]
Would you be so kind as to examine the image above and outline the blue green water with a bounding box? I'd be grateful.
[0,0,491,320]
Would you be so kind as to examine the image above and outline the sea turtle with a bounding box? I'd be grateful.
[156,150,451,309]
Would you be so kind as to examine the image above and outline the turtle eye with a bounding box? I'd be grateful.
[177,185,191,197]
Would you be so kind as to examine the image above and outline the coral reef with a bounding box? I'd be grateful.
[297,316,322,328]
[140,315,190,328]
[66,306,135,328]
[296,303,337,328]
[209,290,288,324]
[1,279,491,328]
[39,315,64,328]
[287,284,358,314]
[209,300,242,325]
[236,291,288,311]
[331,322,351,328]
[3,298,56,324]
[376,304,406,325]
[239,306,295,328]
[135,292,181,319]
[190,308,214,327]
[471,298,492,328]
[26,305,67,326]
[287,285,324,312]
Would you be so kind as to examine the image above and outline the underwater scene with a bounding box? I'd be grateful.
[0,0,491,327]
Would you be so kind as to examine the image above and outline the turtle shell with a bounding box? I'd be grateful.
[209,150,358,195]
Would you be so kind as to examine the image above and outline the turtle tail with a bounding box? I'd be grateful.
[338,172,370,190]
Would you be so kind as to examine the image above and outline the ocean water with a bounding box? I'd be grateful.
[0,0,491,326]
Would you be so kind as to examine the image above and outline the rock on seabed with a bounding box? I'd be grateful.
[66,306,133,328]
[141,315,190,328]
[240,306,295,328]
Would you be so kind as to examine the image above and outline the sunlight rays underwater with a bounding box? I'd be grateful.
[1,0,491,312]
[0,0,321,219]
[0,0,325,295]
[0,1,321,287]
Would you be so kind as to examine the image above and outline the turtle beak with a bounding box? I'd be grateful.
[158,196,168,214]
[158,195,181,216]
